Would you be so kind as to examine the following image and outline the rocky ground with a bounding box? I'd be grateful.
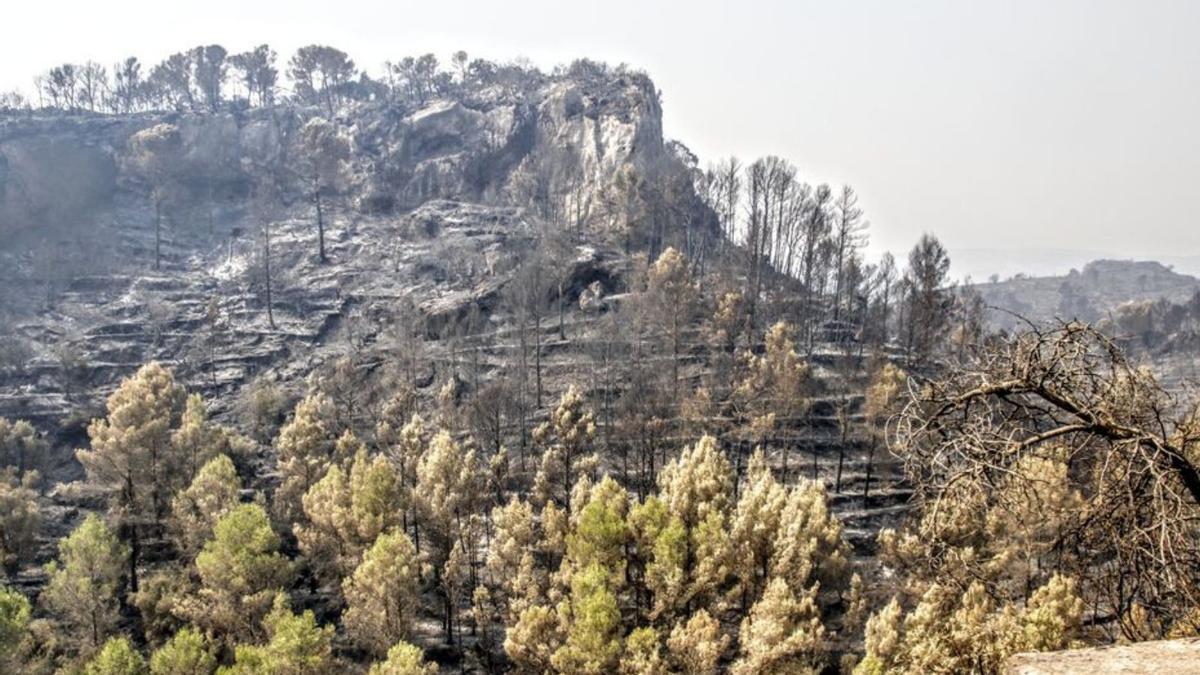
[1006,638,1200,674]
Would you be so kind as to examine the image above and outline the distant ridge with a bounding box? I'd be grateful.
[952,247,1200,283]
[971,259,1200,331]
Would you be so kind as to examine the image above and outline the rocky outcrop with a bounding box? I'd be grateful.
[1,67,684,238]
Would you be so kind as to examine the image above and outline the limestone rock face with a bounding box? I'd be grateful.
[1,67,682,237]
[514,74,668,208]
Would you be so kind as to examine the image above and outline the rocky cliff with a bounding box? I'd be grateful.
[0,67,679,239]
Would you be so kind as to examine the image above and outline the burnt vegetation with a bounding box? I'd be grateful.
[0,42,1197,675]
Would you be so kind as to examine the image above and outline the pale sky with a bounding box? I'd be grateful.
[3,0,1199,277]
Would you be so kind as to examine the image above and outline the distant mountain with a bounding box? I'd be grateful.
[952,248,1200,283]
[971,259,1200,332]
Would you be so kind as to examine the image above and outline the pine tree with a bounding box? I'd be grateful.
[294,464,352,583]
[486,496,540,621]
[653,435,734,616]
[0,585,31,670]
[709,290,744,354]
[504,605,564,674]
[85,636,147,675]
[274,392,336,526]
[862,363,906,504]
[1018,574,1084,653]
[551,563,623,675]
[732,323,810,476]
[296,117,350,263]
[659,436,733,532]
[443,542,471,646]
[472,585,505,664]
[902,233,951,363]
[342,529,421,657]
[769,480,850,599]
[854,574,1084,675]
[77,362,186,591]
[623,491,663,613]
[728,450,786,608]
[565,476,630,585]
[149,627,216,675]
[221,594,334,675]
[844,573,868,635]
[645,515,687,618]
[41,514,128,652]
[130,568,190,646]
[854,597,901,675]
[0,468,40,574]
[533,385,598,508]
[124,124,182,271]
[732,578,825,675]
[0,417,48,475]
[542,500,570,564]
[667,609,728,675]
[415,430,479,643]
[375,388,419,453]
[169,454,241,559]
[984,453,1083,598]
[170,394,253,487]
[368,641,437,675]
[622,626,667,675]
[383,414,426,549]
[178,504,290,642]
[348,447,404,548]
[647,247,697,398]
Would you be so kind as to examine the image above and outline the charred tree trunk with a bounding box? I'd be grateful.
[534,313,543,409]
[314,177,327,263]
[264,222,276,329]
[154,198,162,271]
[863,438,875,506]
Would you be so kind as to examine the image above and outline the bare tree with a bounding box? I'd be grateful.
[895,323,1200,633]
[831,185,869,323]
[903,233,952,364]
[112,57,142,113]
[507,251,550,408]
[77,62,108,112]
[297,117,351,263]
[124,124,183,270]
[798,184,832,351]
[245,156,283,329]
[710,157,741,246]
[42,64,78,109]
[469,377,516,456]
[866,253,898,348]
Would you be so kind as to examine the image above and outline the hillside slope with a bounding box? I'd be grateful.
[0,66,710,434]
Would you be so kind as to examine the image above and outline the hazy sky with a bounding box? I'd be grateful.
[4,0,1198,277]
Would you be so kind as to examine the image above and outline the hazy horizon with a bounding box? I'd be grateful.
[4,0,1197,269]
